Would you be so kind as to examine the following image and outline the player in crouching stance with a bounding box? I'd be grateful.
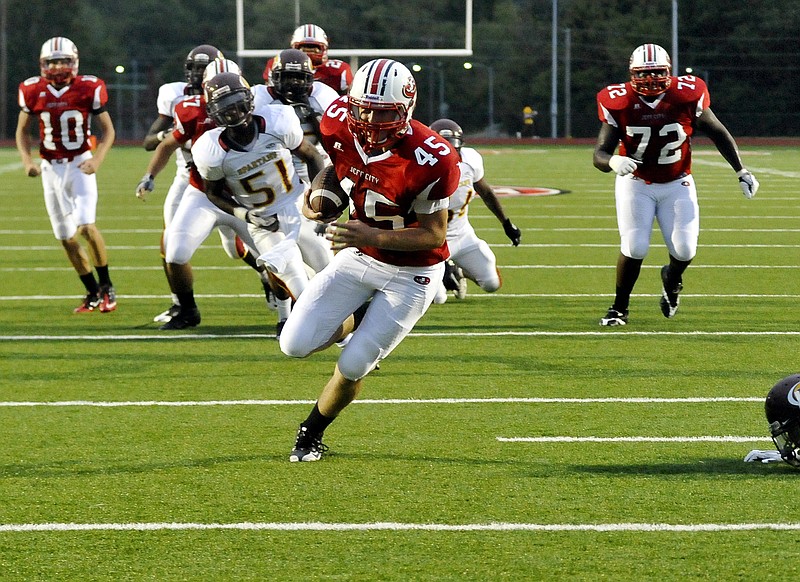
[279,59,460,462]
[193,71,324,319]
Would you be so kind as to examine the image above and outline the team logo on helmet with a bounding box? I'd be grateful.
[402,78,417,100]
[787,382,800,407]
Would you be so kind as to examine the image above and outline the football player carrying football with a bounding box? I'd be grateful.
[279,59,460,462]
[16,37,118,314]
[594,43,759,326]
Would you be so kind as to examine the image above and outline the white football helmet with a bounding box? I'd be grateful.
[629,43,672,96]
[202,58,241,88]
[39,37,79,86]
[347,59,417,152]
[290,23,329,66]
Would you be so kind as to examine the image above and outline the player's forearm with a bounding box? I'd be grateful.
[146,140,180,178]
[372,225,445,251]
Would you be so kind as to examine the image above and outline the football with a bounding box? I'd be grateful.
[308,166,349,221]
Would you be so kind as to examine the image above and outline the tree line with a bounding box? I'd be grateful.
[4,0,799,141]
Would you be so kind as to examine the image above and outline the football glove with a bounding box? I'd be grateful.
[743,449,783,463]
[136,173,155,201]
[608,155,638,176]
[240,207,279,231]
[737,169,759,199]
[502,218,522,246]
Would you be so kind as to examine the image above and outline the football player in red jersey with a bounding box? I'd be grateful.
[262,24,354,96]
[16,37,118,314]
[594,43,759,327]
[279,59,461,462]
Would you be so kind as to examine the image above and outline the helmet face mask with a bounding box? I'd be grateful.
[270,49,314,103]
[204,72,254,128]
[430,118,464,151]
[186,45,224,91]
[347,59,417,152]
[765,374,800,468]
[629,43,672,97]
[39,37,79,86]
[290,24,328,67]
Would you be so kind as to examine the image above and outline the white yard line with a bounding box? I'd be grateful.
[497,436,768,443]
[1,521,799,533]
[0,396,763,408]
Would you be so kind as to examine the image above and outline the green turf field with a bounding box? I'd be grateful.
[1,144,799,579]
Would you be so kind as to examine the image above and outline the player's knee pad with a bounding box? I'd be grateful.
[621,235,650,260]
[337,342,381,381]
[670,243,696,263]
[478,271,502,293]
[164,240,193,265]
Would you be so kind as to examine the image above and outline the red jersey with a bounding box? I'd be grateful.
[171,94,215,189]
[596,75,710,183]
[263,57,354,95]
[320,97,460,266]
[17,74,108,161]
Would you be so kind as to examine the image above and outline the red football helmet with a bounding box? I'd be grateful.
[629,43,672,96]
[290,24,328,67]
[39,37,79,86]
[347,59,417,152]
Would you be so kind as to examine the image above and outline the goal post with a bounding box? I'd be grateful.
[235,0,473,61]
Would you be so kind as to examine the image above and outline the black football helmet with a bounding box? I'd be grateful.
[270,48,314,104]
[430,118,464,151]
[204,72,254,128]
[765,374,800,468]
[185,44,224,92]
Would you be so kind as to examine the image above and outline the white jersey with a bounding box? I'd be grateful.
[446,147,485,238]
[251,81,336,181]
[156,81,191,176]
[191,103,305,216]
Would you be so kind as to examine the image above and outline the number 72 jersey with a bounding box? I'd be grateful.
[596,75,710,184]
[319,96,460,266]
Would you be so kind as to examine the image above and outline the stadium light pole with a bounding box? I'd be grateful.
[672,0,679,74]
[550,0,558,138]
[463,62,495,136]
[411,63,447,122]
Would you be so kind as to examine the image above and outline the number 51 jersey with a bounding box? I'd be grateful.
[596,75,710,184]
[319,96,460,266]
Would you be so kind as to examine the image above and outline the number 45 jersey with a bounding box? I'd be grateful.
[319,96,460,266]
[596,75,710,184]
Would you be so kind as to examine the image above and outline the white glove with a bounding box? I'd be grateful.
[608,155,638,176]
[234,206,278,231]
[743,449,783,463]
[737,169,759,199]
[136,173,155,201]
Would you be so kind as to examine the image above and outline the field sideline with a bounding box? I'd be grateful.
[1,144,800,579]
